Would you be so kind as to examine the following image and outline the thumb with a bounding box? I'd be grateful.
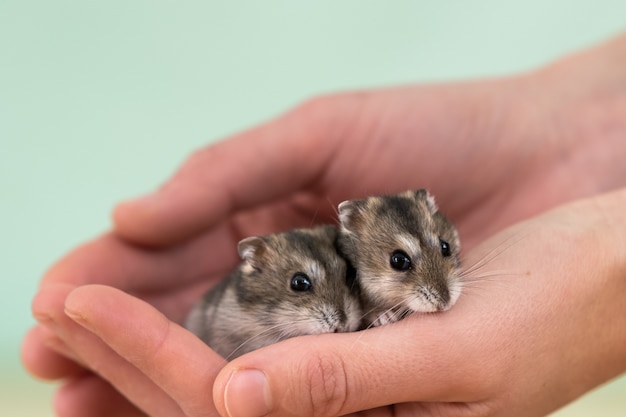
[112,100,344,246]
[212,312,490,417]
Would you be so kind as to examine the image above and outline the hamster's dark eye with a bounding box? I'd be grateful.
[440,239,451,257]
[390,250,412,271]
[290,273,312,292]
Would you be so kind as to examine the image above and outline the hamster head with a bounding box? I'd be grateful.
[235,225,361,338]
[338,190,461,320]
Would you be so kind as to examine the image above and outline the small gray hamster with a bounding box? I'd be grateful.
[337,189,461,327]
[185,225,362,360]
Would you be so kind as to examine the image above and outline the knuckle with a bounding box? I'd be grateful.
[285,92,358,139]
[171,143,233,190]
[181,144,223,173]
[297,352,349,417]
[290,94,335,119]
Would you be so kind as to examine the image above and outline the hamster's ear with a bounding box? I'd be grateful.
[237,237,267,270]
[338,199,365,233]
[412,189,438,214]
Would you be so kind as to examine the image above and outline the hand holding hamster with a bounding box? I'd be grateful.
[25,33,626,417]
[338,189,461,327]
[185,225,361,359]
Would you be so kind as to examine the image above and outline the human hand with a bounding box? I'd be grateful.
[22,33,626,416]
[205,188,626,417]
[109,34,626,251]
[24,231,230,416]
[52,188,626,417]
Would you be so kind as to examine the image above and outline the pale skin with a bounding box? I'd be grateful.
[22,33,626,417]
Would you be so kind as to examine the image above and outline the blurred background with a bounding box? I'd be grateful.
[2,1,625,415]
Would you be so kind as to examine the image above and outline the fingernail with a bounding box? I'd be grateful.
[224,369,272,417]
[41,331,74,358]
[63,306,87,327]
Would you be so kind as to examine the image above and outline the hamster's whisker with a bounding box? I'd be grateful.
[461,231,529,276]
[461,232,524,274]
[458,270,527,297]
[307,207,320,228]
[460,269,520,281]
[226,318,315,360]
[370,298,414,329]
[460,281,501,293]
[326,196,341,225]
[227,320,312,360]
[357,302,392,330]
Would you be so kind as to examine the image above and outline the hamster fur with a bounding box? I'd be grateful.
[337,189,461,327]
[185,225,362,360]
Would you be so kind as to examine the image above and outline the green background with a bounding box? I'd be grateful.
[2,1,625,415]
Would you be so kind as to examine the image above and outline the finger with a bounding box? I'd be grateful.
[65,284,227,417]
[41,233,186,289]
[33,284,185,417]
[55,373,147,417]
[210,199,610,417]
[42,230,235,291]
[212,310,495,417]
[21,325,86,380]
[40,229,240,322]
[341,401,487,417]
[113,104,343,246]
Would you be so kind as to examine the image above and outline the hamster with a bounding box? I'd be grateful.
[337,189,461,327]
[185,225,362,360]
